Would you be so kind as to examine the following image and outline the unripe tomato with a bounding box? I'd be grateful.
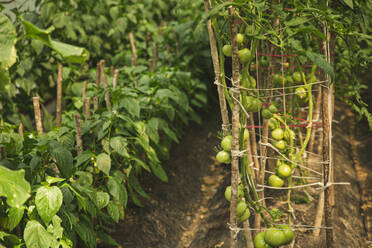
[262,109,273,119]
[268,118,279,130]
[223,44,232,57]
[285,75,294,85]
[216,150,231,164]
[264,228,286,246]
[221,135,232,151]
[254,232,273,248]
[277,164,292,178]
[279,225,294,244]
[224,186,231,201]
[238,48,251,63]
[284,129,296,141]
[273,140,287,151]
[260,57,270,67]
[273,74,285,86]
[248,75,256,88]
[292,71,305,84]
[307,74,317,83]
[243,128,250,141]
[237,200,247,217]
[245,97,262,112]
[238,208,251,222]
[268,104,278,113]
[283,62,289,68]
[268,175,284,187]
[295,86,307,99]
[271,128,284,140]
[236,33,244,44]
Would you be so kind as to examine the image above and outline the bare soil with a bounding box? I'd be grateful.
[102,102,370,248]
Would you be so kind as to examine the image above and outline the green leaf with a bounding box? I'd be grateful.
[107,202,119,223]
[74,219,95,248]
[342,0,353,9]
[47,215,63,241]
[305,51,334,79]
[0,66,10,92]
[149,161,168,183]
[21,18,88,64]
[107,177,127,207]
[0,14,17,68]
[24,220,53,248]
[120,97,140,118]
[7,207,24,231]
[0,166,31,208]
[75,150,93,167]
[35,186,63,225]
[97,232,119,246]
[96,153,111,175]
[146,118,159,143]
[46,176,65,185]
[75,171,93,186]
[51,147,73,178]
[128,171,149,199]
[95,191,110,209]
[110,136,129,157]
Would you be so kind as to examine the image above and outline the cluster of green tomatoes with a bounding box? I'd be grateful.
[223,33,253,64]
[253,225,294,248]
[224,184,251,223]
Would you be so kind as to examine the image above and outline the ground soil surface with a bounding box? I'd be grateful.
[101,102,370,248]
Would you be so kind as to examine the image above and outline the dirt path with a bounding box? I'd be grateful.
[101,103,369,248]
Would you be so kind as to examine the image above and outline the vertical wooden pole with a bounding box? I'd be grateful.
[203,0,230,136]
[93,96,99,111]
[18,123,24,139]
[56,64,63,127]
[33,97,43,134]
[96,62,101,87]
[153,42,158,71]
[228,3,240,247]
[100,60,111,110]
[322,22,334,248]
[84,97,91,121]
[75,113,83,155]
[129,32,138,66]
[113,69,119,89]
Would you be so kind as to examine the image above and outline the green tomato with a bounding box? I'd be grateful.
[264,228,286,246]
[224,186,231,201]
[223,44,232,57]
[307,74,317,83]
[268,175,284,187]
[248,75,256,88]
[243,128,250,141]
[295,86,307,99]
[273,140,287,151]
[262,109,273,119]
[284,129,296,142]
[279,225,294,245]
[292,71,305,84]
[254,232,273,248]
[259,57,270,67]
[238,48,251,63]
[273,74,285,86]
[268,118,279,130]
[277,164,292,178]
[245,97,262,112]
[271,128,284,140]
[237,208,251,222]
[236,33,244,44]
[268,104,278,113]
[285,75,294,85]
[237,200,247,217]
[216,150,231,164]
[221,135,232,151]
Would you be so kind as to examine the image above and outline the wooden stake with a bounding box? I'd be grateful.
[113,69,119,89]
[18,123,24,139]
[93,96,99,111]
[56,64,63,127]
[33,97,43,134]
[148,58,154,72]
[203,0,230,135]
[228,4,240,247]
[75,113,83,155]
[84,97,91,121]
[153,42,158,71]
[129,32,138,66]
[100,60,111,110]
[82,81,87,114]
[110,66,114,77]
[96,62,101,87]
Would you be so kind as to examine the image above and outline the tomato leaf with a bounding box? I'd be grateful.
[128,171,149,199]
[107,177,127,207]
[96,153,111,175]
[305,51,334,80]
[35,186,63,225]
[95,191,110,209]
[107,202,120,223]
[110,136,129,157]
[342,0,353,9]
[51,146,73,178]
[0,166,31,208]
[24,220,53,248]
[7,207,25,231]
[0,14,17,69]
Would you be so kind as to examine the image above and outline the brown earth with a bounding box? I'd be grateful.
[101,102,370,248]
